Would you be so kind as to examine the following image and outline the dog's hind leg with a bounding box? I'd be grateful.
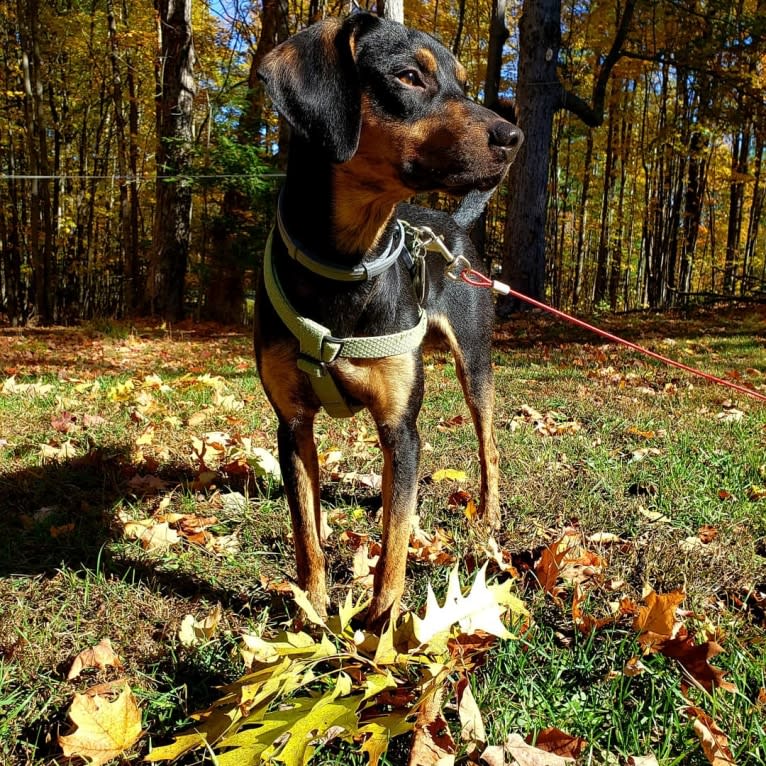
[430,312,501,528]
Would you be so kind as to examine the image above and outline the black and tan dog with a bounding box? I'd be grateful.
[256,13,522,629]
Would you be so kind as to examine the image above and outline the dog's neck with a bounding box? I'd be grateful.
[280,138,403,262]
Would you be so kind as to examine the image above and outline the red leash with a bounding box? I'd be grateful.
[461,268,766,404]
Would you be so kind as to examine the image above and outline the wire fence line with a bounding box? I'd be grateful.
[0,173,286,181]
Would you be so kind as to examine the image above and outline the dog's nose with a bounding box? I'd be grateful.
[489,119,523,150]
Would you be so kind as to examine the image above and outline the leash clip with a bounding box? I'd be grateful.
[445,254,471,281]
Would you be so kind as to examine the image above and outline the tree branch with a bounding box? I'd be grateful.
[559,0,637,127]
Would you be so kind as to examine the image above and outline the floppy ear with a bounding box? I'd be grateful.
[259,15,378,163]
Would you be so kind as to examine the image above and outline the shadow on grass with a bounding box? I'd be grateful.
[0,446,129,577]
[0,446,285,617]
[493,303,766,350]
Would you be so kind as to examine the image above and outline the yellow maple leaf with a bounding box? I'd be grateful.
[58,682,143,766]
[432,468,467,482]
[106,380,134,402]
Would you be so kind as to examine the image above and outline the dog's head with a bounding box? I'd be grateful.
[259,14,523,196]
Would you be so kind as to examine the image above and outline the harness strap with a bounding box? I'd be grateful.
[263,229,428,418]
[277,194,408,281]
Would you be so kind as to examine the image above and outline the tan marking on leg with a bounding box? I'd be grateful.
[332,353,416,425]
[428,313,500,527]
[258,343,327,613]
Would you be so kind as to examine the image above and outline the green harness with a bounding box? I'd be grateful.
[262,222,429,418]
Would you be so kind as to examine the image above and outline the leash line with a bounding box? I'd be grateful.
[458,268,766,404]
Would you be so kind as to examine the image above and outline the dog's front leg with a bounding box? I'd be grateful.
[366,415,421,631]
[277,415,328,618]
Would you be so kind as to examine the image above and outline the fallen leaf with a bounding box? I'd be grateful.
[178,604,223,648]
[529,728,587,759]
[479,744,505,766]
[627,755,660,766]
[438,414,468,430]
[413,564,526,644]
[716,408,744,423]
[660,629,736,693]
[2,375,54,397]
[633,588,685,647]
[408,686,455,766]
[351,542,378,588]
[456,675,486,747]
[504,732,575,765]
[51,411,77,433]
[432,468,467,482]
[58,681,143,766]
[139,521,180,551]
[684,706,736,765]
[67,639,124,680]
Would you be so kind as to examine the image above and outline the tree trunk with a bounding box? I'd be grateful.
[19,0,53,325]
[571,131,593,309]
[107,0,133,316]
[724,124,749,295]
[593,96,616,306]
[379,0,404,23]
[498,0,561,314]
[148,0,196,321]
[203,0,282,323]
[498,0,636,313]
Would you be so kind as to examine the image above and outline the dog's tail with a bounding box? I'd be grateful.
[452,187,496,232]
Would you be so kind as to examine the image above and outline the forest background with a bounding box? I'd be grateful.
[1,0,764,327]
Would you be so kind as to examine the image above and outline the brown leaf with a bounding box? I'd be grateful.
[51,411,77,433]
[438,414,468,430]
[67,638,123,680]
[58,681,143,766]
[534,530,605,598]
[528,727,587,759]
[504,733,575,765]
[456,675,486,747]
[632,588,685,648]
[479,744,505,766]
[684,706,736,765]
[408,687,455,766]
[660,629,736,693]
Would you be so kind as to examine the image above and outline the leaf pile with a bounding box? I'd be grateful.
[147,564,528,765]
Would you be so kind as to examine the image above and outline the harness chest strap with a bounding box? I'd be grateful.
[263,229,429,418]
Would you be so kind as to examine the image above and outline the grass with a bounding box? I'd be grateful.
[0,307,765,765]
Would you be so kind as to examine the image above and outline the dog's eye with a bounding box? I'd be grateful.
[396,69,425,88]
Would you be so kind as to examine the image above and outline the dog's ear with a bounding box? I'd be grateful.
[259,15,379,163]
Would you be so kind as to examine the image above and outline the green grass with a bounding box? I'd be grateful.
[0,308,765,765]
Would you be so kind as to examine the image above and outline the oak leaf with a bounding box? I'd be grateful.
[413,563,526,645]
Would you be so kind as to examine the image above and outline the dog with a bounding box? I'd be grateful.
[255,12,522,629]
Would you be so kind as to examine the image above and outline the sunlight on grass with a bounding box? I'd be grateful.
[0,311,764,765]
